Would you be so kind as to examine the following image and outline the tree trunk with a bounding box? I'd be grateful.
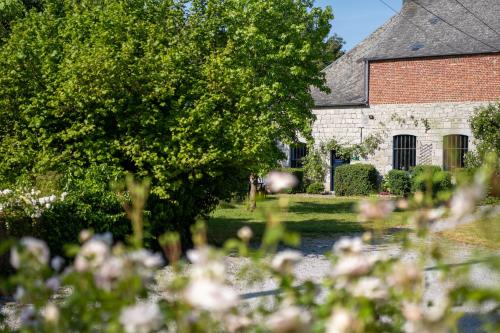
[248,173,258,211]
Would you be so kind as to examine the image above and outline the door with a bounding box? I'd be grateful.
[330,150,350,192]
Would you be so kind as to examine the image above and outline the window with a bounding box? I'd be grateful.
[443,135,468,170]
[393,135,416,171]
[290,143,307,168]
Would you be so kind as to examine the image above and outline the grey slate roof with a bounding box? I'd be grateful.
[312,0,500,107]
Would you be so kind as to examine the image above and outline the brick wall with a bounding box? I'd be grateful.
[369,53,500,104]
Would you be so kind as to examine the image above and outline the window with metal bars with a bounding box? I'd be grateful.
[443,135,468,171]
[290,143,307,168]
[393,135,416,171]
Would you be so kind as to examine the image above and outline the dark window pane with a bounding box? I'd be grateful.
[443,135,468,171]
[290,143,307,168]
[393,135,417,171]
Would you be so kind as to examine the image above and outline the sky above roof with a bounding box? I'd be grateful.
[316,0,402,51]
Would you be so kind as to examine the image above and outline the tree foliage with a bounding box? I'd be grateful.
[0,0,332,244]
[317,33,344,69]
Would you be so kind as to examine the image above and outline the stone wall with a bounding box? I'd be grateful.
[312,101,493,191]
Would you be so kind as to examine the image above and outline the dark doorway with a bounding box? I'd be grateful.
[330,151,350,192]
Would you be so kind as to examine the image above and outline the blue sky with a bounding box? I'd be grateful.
[316,0,402,51]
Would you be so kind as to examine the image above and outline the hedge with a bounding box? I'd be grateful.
[334,164,378,196]
[385,170,411,196]
[306,182,325,194]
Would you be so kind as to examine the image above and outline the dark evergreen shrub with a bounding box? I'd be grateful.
[385,170,411,196]
[306,182,324,194]
[334,164,378,196]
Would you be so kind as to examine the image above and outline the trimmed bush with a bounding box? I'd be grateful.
[385,170,411,196]
[279,168,305,193]
[334,164,378,196]
[306,182,324,194]
[410,165,452,196]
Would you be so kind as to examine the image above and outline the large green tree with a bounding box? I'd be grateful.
[0,0,332,246]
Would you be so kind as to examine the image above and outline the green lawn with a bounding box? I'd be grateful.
[207,195,500,250]
[437,217,500,250]
[207,195,409,245]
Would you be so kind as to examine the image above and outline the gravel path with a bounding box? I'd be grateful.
[225,233,499,332]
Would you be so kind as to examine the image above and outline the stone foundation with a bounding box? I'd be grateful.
[311,101,494,191]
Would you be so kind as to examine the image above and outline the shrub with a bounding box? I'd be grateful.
[306,182,324,194]
[385,170,411,196]
[279,168,305,193]
[410,165,452,196]
[0,167,130,275]
[334,164,378,196]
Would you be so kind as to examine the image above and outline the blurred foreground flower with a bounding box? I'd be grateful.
[119,302,163,333]
[184,278,239,312]
[271,250,303,274]
[10,237,49,269]
[265,305,311,333]
[358,200,395,222]
[265,171,298,193]
[326,307,361,333]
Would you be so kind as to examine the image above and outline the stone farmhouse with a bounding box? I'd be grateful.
[286,0,500,192]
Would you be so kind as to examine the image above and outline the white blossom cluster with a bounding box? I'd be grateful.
[0,188,67,218]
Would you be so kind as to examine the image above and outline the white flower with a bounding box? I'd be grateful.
[402,302,422,322]
[184,278,239,312]
[333,237,363,255]
[51,256,64,271]
[326,308,359,333]
[45,277,60,291]
[271,250,302,274]
[224,314,252,333]
[237,226,253,242]
[42,303,59,323]
[60,192,68,201]
[48,195,57,203]
[387,262,421,288]
[95,257,125,290]
[450,185,484,220]
[331,255,374,278]
[14,287,25,301]
[187,247,210,265]
[10,237,50,269]
[265,306,311,333]
[20,305,38,327]
[265,171,298,193]
[128,249,164,269]
[358,200,395,221]
[92,232,113,245]
[74,239,110,272]
[350,277,388,300]
[79,229,93,243]
[422,294,449,322]
[119,302,163,333]
[0,189,12,196]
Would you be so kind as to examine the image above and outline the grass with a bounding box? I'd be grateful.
[207,195,410,245]
[436,217,500,250]
[207,194,500,250]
